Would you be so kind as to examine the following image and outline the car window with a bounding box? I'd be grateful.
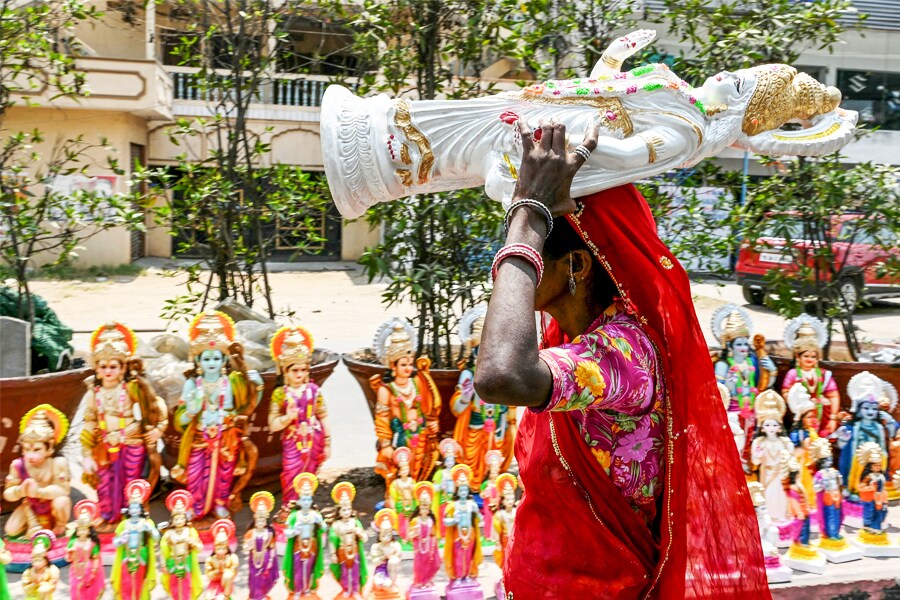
[759,218,805,240]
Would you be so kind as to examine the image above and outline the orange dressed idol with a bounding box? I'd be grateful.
[451,306,515,488]
[172,311,263,519]
[371,319,441,494]
[80,322,168,524]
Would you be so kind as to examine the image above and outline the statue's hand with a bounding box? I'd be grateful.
[602,29,657,64]
[836,426,852,443]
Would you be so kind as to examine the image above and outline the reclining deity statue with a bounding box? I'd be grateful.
[321,29,858,218]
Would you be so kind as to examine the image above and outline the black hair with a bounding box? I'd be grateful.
[542,217,617,307]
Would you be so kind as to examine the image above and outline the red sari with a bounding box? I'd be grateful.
[503,185,770,599]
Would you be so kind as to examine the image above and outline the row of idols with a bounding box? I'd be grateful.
[712,306,900,581]
[2,305,505,534]
[5,467,518,600]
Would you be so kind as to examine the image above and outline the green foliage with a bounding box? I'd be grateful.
[358,189,502,366]
[739,155,900,359]
[146,0,331,320]
[502,0,643,79]
[321,0,510,366]
[0,0,143,325]
[657,0,859,81]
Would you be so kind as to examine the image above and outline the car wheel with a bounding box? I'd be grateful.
[742,285,765,306]
[837,277,861,314]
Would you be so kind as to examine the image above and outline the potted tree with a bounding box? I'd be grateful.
[143,0,340,482]
[0,0,146,482]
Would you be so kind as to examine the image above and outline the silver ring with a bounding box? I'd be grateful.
[573,145,592,161]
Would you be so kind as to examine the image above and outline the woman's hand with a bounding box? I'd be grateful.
[512,120,599,217]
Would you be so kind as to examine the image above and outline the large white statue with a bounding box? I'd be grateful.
[321,29,858,218]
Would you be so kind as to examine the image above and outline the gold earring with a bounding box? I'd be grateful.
[568,253,577,296]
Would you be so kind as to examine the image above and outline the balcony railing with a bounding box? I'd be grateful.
[168,67,357,108]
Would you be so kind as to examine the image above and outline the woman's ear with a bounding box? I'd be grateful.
[572,249,593,282]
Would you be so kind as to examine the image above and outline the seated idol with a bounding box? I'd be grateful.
[321,30,857,219]
[21,530,59,600]
[3,405,71,538]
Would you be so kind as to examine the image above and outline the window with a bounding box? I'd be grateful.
[837,69,900,131]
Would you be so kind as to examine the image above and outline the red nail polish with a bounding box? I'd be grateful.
[533,129,542,141]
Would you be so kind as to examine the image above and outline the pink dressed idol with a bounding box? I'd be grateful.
[66,501,104,600]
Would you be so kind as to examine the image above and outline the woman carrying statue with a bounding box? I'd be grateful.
[781,315,840,436]
[749,390,793,524]
[371,319,441,492]
[268,325,331,512]
[80,322,168,525]
[472,119,769,597]
[451,306,516,488]
[712,304,777,468]
[171,310,263,520]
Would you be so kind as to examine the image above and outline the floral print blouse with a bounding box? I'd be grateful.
[537,304,665,522]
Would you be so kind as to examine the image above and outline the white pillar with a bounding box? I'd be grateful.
[145,0,156,61]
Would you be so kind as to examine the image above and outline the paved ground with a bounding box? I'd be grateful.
[5,261,900,598]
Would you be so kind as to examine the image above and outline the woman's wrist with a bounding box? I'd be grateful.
[506,203,548,247]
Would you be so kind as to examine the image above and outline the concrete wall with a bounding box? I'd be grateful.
[3,107,152,267]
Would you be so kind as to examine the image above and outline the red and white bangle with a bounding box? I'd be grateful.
[491,243,544,285]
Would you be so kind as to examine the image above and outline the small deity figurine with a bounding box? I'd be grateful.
[809,438,862,561]
[718,383,746,456]
[324,28,856,220]
[368,509,404,599]
[479,450,504,540]
[80,322,168,524]
[781,315,840,435]
[66,500,105,600]
[712,305,777,469]
[443,464,484,599]
[747,482,792,584]
[385,447,415,540]
[451,306,515,489]
[243,492,278,600]
[329,482,368,599]
[172,310,264,519]
[269,326,331,512]
[21,530,60,600]
[749,390,793,523]
[111,479,159,600]
[836,372,896,501]
[283,473,327,599]
[407,482,441,599]
[856,442,888,536]
[783,459,825,573]
[159,490,203,600]
[371,319,441,493]
[0,538,10,600]
[787,385,820,504]
[432,439,461,537]
[205,520,239,600]
[3,404,71,538]
[492,473,518,566]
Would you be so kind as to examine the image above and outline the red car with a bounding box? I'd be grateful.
[735,214,900,312]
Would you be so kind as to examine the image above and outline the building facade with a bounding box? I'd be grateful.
[5,0,898,267]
